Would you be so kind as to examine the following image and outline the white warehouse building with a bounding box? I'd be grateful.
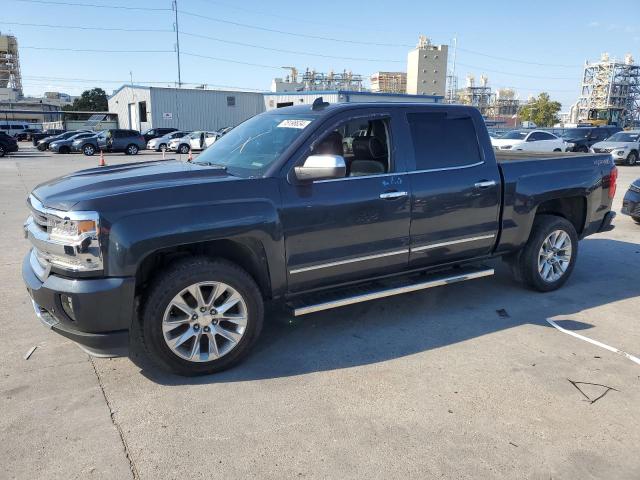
[107,85,266,132]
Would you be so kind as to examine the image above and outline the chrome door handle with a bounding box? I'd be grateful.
[474,180,496,189]
[379,191,408,199]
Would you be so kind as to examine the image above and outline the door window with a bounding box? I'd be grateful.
[314,117,392,177]
[407,112,481,170]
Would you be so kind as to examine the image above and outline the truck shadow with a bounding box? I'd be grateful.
[132,237,640,385]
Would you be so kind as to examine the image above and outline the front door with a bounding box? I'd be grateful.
[405,109,501,268]
[280,111,412,292]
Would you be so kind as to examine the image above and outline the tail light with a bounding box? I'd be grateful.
[608,166,618,199]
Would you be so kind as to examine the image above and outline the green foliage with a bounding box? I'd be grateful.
[62,88,108,112]
[517,92,562,127]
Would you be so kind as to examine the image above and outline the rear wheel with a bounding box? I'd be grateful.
[509,215,578,292]
[0,145,5,157]
[577,146,589,153]
[553,148,562,152]
[632,216,640,224]
[141,257,264,376]
[126,144,139,155]
[82,144,95,156]
[626,151,638,166]
[178,144,190,154]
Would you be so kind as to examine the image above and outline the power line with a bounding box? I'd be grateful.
[181,51,282,70]
[0,21,172,33]
[181,31,403,63]
[22,46,173,53]
[455,61,577,80]
[12,0,170,11]
[457,47,581,69]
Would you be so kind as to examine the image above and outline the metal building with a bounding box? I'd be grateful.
[406,36,448,96]
[264,90,443,110]
[575,53,640,127]
[108,85,266,132]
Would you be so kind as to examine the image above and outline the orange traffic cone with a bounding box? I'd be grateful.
[188,148,193,162]
[99,150,106,167]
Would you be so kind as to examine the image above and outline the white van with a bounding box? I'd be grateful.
[0,121,33,136]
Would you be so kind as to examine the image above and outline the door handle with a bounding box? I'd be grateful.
[379,191,408,200]
[474,180,496,189]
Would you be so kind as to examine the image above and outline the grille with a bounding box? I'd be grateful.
[28,196,55,234]
[594,148,613,153]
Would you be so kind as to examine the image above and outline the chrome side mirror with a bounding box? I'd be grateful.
[294,154,346,182]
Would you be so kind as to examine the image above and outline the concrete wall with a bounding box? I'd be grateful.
[407,44,448,96]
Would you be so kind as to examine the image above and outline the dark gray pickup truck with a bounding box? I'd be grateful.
[22,101,617,375]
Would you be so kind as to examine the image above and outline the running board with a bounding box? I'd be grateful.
[288,266,494,316]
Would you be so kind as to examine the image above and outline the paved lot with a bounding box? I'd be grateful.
[2,144,639,479]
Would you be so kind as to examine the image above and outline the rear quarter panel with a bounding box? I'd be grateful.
[496,153,614,253]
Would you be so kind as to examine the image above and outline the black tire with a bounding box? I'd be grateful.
[0,145,4,157]
[178,144,190,154]
[158,143,167,152]
[125,144,139,155]
[509,214,578,292]
[553,148,562,152]
[37,143,47,151]
[632,216,640,224]
[141,257,264,376]
[577,146,589,153]
[626,151,638,166]
[82,144,95,156]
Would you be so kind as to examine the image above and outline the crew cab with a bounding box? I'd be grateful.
[22,102,617,376]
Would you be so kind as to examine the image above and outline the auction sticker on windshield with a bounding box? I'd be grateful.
[277,119,312,129]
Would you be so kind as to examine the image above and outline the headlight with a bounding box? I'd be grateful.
[49,215,99,241]
[566,142,575,149]
[612,149,626,157]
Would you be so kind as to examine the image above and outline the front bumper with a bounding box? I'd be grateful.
[22,251,135,356]
[622,188,640,218]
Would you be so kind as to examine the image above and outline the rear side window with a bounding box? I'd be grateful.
[407,112,481,170]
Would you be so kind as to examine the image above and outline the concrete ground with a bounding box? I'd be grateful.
[1,144,639,479]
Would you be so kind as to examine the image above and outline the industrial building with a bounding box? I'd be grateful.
[0,33,22,101]
[271,67,365,93]
[264,90,442,110]
[574,53,640,127]
[107,85,265,131]
[406,36,448,96]
[370,72,407,94]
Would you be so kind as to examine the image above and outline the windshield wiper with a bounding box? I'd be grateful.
[194,161,227,169]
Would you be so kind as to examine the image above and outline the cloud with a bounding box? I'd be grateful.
[587,21,600,27]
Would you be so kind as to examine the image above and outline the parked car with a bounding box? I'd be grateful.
[590,130,640,166]
[556,126,621,152]
[76,129,146,156]
[491,129,569,152]
[21,102,618,375]
[49,132,98,154]
[141,127,178,143]
[621,179,640,223]
[0,121,31,137]
[31,129,66,146]
[147,130,191,152]
[15,127,43,142]
[167,131,218,154]
[37,130,90,151]
[0,131,19,157]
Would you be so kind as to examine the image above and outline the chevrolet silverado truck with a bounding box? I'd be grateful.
[22,101,617,376]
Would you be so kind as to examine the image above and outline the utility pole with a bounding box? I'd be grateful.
[173,0,182,88]
[449,35,457,103]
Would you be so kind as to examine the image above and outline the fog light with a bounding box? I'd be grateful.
[60,294,76,321]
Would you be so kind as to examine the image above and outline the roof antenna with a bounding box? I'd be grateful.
[311,97,330,111]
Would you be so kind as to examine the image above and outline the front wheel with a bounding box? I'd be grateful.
[178,144,190,154]
[141,257,264,376]
[509,215,578,292]
[0,145,5,157]
[626,151,638,166]
[158,143,167,152]
[82,144,95,156]
[632,216,640,224]
[126,144,139,155]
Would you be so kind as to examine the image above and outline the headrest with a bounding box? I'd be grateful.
[316,131,344,156]
[352,137,385,160]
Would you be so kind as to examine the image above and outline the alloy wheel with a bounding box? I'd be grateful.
[538,230,572,283]
[162,281,248,362]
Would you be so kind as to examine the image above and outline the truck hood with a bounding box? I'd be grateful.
[32,159,233,211]
[592,141,631,150]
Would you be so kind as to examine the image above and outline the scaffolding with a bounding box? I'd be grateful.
[457,75,492,115]
[370,72,407,94]
[487,88,519,117]
[576,53,640,127]
[0,34,22,96]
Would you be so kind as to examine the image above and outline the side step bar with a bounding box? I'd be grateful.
[289,266,494,316]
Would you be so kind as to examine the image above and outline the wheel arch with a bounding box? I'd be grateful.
[534,195,587,235]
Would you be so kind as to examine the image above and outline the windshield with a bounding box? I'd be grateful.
[607,132,640,142]
[500,130,528,140]
[194,113,316,176]
[558,129,589,139]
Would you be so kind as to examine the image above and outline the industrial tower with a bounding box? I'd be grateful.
[576,53,640,127]
[0,34,22,97]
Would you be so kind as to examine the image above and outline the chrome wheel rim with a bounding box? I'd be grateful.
[538,229,572,283]
[85,145,94,155]
[162,281,248,362]
[128,145,137,154]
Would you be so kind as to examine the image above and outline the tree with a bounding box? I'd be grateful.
[517,92,562,127]
[63,87,108,112]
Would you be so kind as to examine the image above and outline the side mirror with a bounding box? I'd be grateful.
[294,154,346,182]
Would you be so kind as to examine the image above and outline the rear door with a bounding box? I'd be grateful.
[405,108,501,268]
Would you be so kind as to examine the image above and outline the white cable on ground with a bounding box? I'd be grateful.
[546,318,640,366]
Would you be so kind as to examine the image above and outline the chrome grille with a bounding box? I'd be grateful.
[27,196,55,233]
[594,148,613,153]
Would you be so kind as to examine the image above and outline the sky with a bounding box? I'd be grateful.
[3,0,640,110]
